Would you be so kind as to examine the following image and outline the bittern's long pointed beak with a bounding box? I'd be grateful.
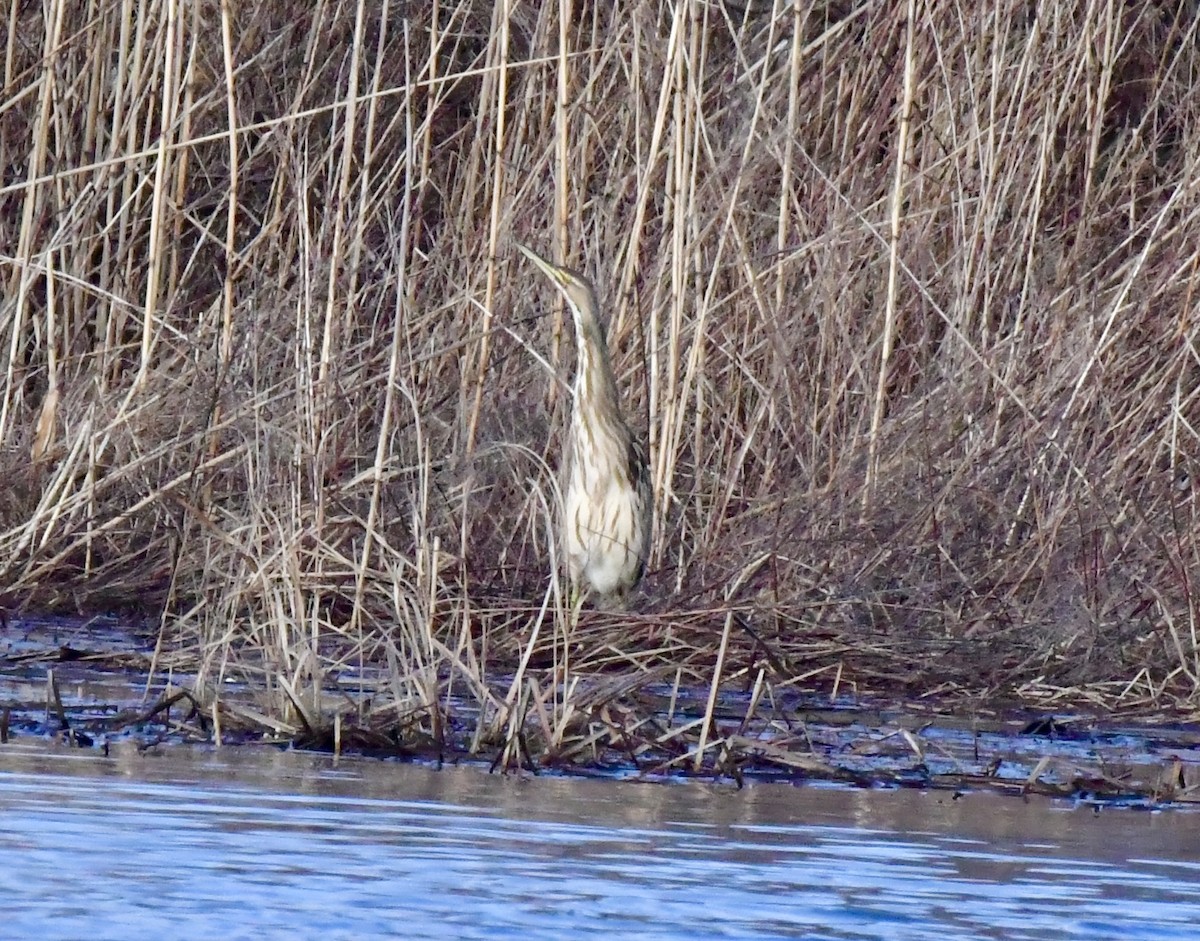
[515,241,569,288]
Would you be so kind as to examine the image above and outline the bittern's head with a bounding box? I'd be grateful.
[515,242,603,335]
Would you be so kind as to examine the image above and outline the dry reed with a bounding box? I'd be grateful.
[2,0,1199,770]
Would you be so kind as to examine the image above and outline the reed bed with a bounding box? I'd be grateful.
[2,0,1199,770]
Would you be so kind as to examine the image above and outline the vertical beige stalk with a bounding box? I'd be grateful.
[621,7,681,557]
[1080,0,1118,223]
[415,0,439,248]
[3,0,18,87]
[652,0,693,552]
[549,0,573,409]
[31,270,60,467]
[352,0,400,635]
[551,0,574,709]
[1,0,64,446]
[94,0,135,394]
[218,0,239,380]
[464,0,512,454]
[863,0,917,514]
[777,0,805,314]
[168,1,198,301]
[661,1,781,572]
[348,0,389,318]
[136,0,182,391]
[318,0,368,409]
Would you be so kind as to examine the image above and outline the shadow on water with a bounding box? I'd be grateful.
[0,742,1199,940]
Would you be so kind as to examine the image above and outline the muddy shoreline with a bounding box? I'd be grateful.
[2,615,1198,807]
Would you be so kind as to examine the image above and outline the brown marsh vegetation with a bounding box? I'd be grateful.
[2,0,1200,774]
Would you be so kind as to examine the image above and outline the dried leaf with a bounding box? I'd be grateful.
[30,385,60,465]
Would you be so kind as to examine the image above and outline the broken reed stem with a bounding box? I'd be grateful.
[694,608,733,772]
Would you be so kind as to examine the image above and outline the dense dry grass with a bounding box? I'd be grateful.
[3,0,1200,765]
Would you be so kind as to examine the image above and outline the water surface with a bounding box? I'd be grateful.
[0,743,1196,940]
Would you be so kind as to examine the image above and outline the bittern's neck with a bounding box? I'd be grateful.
[573,316,622,427]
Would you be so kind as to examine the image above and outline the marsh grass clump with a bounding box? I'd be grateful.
[2,0,1199,768]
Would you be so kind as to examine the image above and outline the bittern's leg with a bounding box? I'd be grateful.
[567,583,589,658]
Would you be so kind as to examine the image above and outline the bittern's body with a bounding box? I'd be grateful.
[516,243,651,607]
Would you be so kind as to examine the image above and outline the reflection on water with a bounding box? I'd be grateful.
[0,744,1197,940]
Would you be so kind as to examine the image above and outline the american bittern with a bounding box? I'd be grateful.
[516,242,651,607]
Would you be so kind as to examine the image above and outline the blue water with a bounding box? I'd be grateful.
[0,744,1196,940]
